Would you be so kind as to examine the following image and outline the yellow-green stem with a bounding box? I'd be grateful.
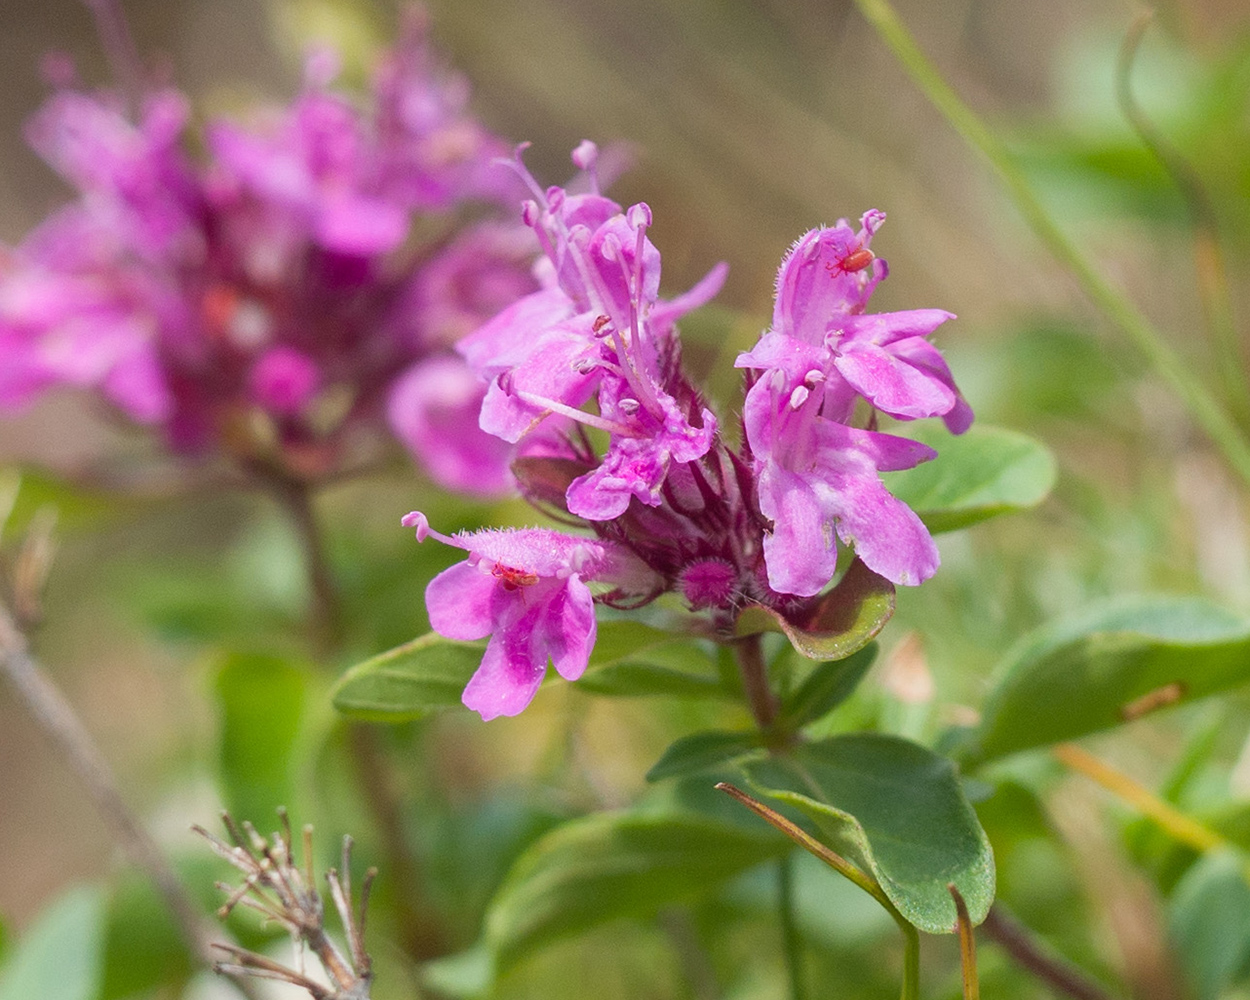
[1054,743,1225,853]
[849,0,1250,489]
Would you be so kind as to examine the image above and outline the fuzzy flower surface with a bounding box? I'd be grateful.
[403,511,656,719]
[0,12,535,490]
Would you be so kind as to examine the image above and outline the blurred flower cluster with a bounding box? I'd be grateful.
[409,145,971,719]
[0,9,534,491]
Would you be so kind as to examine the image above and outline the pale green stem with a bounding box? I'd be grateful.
[777,853,808,1000]
[848,0,1250,489]
[1115,12,1248,425]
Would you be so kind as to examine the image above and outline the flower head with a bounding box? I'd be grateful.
[0,16,536,490]
[458,144,726,518]
[410,153,971,718]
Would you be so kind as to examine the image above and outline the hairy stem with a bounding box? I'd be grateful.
[0,604,248,988]
[981,904,1120,1000]
[265,475,343,654]
[734,633,777,732]
[848,0,1250,490]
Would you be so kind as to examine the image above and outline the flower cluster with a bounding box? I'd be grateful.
[408,144,972,719]
[0,10,532,492]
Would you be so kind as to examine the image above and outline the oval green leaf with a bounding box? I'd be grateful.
[0,887,105,1000]
[741,734,995,933]
[332,621,718,720]
[332,632,484,721]
[645,731,764,782]
[883,423,1056,533]
[735,559,894,661]
[954,597,1250,767]
[778,643,878,730]
[485,810,788,971]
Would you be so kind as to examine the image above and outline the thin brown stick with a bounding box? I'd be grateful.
[949,884,979,1000]
[981,904,1120,1000]
[0,604,262,997]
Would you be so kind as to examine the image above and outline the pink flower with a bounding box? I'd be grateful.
[459,145,726,519]
[387,357,515,496]
[736,214,971,592]
[742,370,939,593]
[403,511,657,720]
[0,19,537,492]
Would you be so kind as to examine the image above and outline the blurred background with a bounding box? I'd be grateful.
[2,0,1250,997]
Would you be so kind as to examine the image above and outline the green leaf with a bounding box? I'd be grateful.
[0,886,105,1000]
[99,874,192,1000]
[575,660,729,698]
[1168,851,1250,1000]
[216,651,307,822]
[333,621,720,719]
[742,734,995,933]
[778,643,878,730]
[485,809,787,971]
[577,629,727,699]
[645,731,763,782]
[883,424,1056,533]
[953,597,1250,766]
[332,632,485,721]
[735,559,894,660]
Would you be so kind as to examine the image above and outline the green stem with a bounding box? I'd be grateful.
[898,916,921,1000]
[777,853,808,1000]
[266,475,447,961]
[1115,12,1248,426]
[848,0,1250,490]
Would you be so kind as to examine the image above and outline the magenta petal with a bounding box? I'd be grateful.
[425,562,496,640]
[888,337,975,434]
[735,331,827,380]
[831,473,939,587]
[104,348,171,422]
[834,343,956,420]
[315,194,408,255]
[758,466,839,597]
[461,625,547,720]
[387,357,514,495]
[816,421,936,473]
[542,577,597,681]
[457,287,574,376]
[650,260,728,331]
